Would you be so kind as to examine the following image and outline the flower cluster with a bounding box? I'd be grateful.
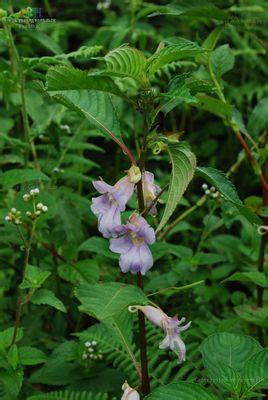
[202,184,220,199]
[91,165,160,275]
[82,340,103,361]
[5,208,22,225]
[23,187,40,202]
[129,305,191,363]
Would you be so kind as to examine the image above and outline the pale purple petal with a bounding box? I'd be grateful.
[110,236,133,254]
[119,245,141,274]
[159,334,171,349]
[93,180,113,194]
[139,306,166,328]
[177,321,191,332]
[139,244,154,274]
[170,336,186,362]
[91,194,110,217]
[98,204,121,238]
[113,177,134,211]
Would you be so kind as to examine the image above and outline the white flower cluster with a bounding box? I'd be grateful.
[23,188,39,202]
[82,340,103,361]
[5,208,22,225]
[26,202,48,220]
[202,184,220,199]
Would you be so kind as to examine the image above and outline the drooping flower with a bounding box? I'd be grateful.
[109,213,155,275]
[142,171,161,216]
[121,382,140,400]
[129,305,191,362]
[91,166,140,238]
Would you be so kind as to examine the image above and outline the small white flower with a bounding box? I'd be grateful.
[202,183,208,190]
[23,194,30,202]
[88,348,94,353]
[42,205,48,212]
[205,189,210,195]
[210,186,216,192]
[5,215,11,221]
[11,208,16,213]
[36,203,43,210]
[121,382,140,400]
[82,353,88,360]
[35,210,41,216]
[212,192,219,198]
[92,340,97,346]
[26,211,32,217]
[34,188,40,195]
[85,341,91,347]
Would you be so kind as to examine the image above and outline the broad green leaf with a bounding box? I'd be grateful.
[157,142,196,232]
[194,94,233,119]
[20,265,51,290]
[104,45,147,83]
[200,333,262,380]
[146,1,228,21]
[211,44,235,77]
[49,90,123,144]
[31,289,66,313]
[47,66,122,97]
[0,169,49,189]
[18,346,47,365]
[58,259,99,284]
[243,349,268,392]
[78,237,117,259]
[145,382,218,400]
[223,271,267,287]
[147,39,204,75]
[75,282,148,320]
[248,97,268,136]
[196,166,261,224]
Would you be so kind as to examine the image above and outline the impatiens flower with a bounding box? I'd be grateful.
[142,171,161,216]
[109,213,155,275]
[121,382,140,400]
[129,305,191,362]
[91,166,140,238]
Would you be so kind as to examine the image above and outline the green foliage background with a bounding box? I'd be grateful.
[0,0,267,399]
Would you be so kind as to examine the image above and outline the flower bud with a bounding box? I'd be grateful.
[42,206,48,212]
[202,183,208,190]
[36,203,43,210]
[127,165,141,184]
[121,382,140,400]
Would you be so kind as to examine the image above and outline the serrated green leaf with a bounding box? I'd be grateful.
[0,169,49,189]
[31,289,66,313]
[47,66,122,97]
[157,142,196,232]
[243,349,268,392]
[104,45,147,83]
[75,282,148,320]
[148,39,204,75]
[0,327,23,349]
[196,166,261,224]
[27,390,111,399]
[20,265,51,290]
[145,382,218,400]
[194,94,233,119]
[7,344,18,370]
[50,90,123,144]
[19,346,47,365]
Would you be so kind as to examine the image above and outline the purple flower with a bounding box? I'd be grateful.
[91,176,134,238]
[109,214,155,275]
[129,305,191,362]
[142,171,161,216]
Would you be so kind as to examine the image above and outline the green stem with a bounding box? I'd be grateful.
[12,220,36,345]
